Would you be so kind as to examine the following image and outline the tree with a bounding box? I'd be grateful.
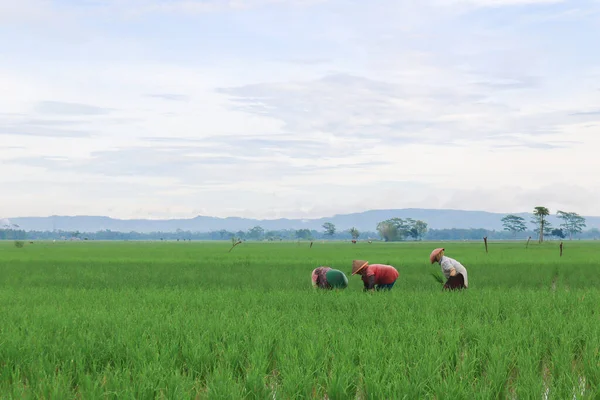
[501,215,527,238]
[550,228,565,239]
[408,220,428,241]
[532,206,550,243]
[295,229,312,240]
[556,211,586,240]
[322,222,336,237]
[265,231,281,241]
[247,226,265,240]
[217,229,233,240]
[349,227,360,240]
[532,220,553,241]
[236,230,246,241]
[376,218,410,241]
[376,221,397,242]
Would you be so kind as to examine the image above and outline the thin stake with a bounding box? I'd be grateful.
[483,236,488,253]
[526,236,531,249]
[560,242,563,257]
[228,240,242,253]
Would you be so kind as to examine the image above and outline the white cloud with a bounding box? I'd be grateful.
[447,0,564,6]
[0,0,53,22]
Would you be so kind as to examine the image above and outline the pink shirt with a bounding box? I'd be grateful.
[362,264,398,285]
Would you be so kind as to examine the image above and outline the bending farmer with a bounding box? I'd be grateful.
[311,266,349,290]
[351,260,399,291]
[430,248,469,290]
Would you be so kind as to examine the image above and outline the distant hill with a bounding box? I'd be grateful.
[4,209,600,233]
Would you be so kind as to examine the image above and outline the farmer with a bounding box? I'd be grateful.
[430,248,469,290]
[311,266,348,290]
[351,260,399,291]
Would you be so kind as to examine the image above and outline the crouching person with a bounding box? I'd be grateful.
[351,260,399,292]
[311,266,349,290]
[430,248,469,290]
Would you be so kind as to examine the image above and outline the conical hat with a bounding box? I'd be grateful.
[430,248,444,264]
[352,260,369,275]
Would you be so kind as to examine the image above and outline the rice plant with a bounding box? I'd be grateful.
[0,240,599,398]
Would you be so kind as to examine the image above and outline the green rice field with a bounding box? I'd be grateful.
[1,240,599,399]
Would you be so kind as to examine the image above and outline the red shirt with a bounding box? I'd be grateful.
[362,264,398,285]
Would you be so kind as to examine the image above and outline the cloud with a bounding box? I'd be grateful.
[217,73,575,147]
[0,127,92,138]
[144,0,327,11]
[10,132,390,185]
[570,110,600,116]
[0,113,95,138]
[142,137,205,144]
[278,58,331,65]
[442,184,600,217]
[145,94,190,102]
[66,0,328,18]
[218,74,450,139]
[492,142,566,149]
[0,0,56,23]
[0,125,90,139]
[455,0,565,6]
[93,0,567,18]
[483,134,581,149]
[472,76,540,90]
[34,101,114,116]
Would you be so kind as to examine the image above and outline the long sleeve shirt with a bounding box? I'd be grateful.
[439,256,469,288]
[361,264,399,289]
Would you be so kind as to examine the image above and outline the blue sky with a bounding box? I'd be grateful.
[1,0,599,220]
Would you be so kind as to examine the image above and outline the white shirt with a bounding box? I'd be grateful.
[439,256,469,288]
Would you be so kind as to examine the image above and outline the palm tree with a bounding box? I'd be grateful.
[533,206,550,243]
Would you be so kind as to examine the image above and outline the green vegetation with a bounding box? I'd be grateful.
[558,211,587,240]
[349,227,360,240]
[1,240,599,398]
[322,222,337,237]
[533,206,551,243]
[376,218,428,241]
[501,215,527,237]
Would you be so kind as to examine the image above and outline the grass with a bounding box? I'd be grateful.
[0,240,600,398]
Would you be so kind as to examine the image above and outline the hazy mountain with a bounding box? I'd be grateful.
[4,209,599,233]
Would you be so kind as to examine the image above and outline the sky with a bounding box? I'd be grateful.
[1,0,599,220]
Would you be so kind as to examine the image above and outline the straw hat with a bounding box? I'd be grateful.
[430,248,444,264]
[352,260,369,275]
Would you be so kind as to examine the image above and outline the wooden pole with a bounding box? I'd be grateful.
[560,241,563,257]
[483,236,488,253]
[526,236,531,249]
[228,240,242,253]
[310,241,313,248]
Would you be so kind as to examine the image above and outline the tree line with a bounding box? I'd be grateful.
[1,208,596,241]
[3,226,599,242]
[12,227,381,242]
[502,207,587,242]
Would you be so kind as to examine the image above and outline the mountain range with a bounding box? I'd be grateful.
[3,209,599,233]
